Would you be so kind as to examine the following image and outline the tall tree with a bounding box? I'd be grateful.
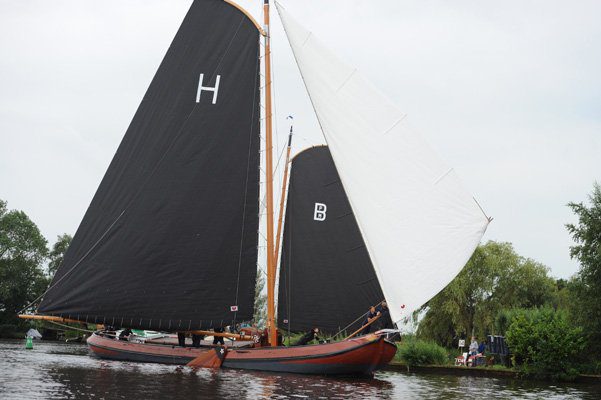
[48,234,72,278]
[0,199,49,325]
[417,241,556,346]
[566,182,601,356]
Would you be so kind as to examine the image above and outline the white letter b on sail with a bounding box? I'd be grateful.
[196,73,221,104]
[314,203,327,221]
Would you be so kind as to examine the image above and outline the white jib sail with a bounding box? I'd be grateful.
[276,2,490,324]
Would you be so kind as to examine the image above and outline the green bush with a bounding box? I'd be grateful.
[496,308,539,336]
[398,338,448,366]
[505,308,585,381]
[0,324,23,339]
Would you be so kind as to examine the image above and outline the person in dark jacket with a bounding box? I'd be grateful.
[478,340,486,355]
[213,327,225,345]
[376,301,392,330]
[294,328,320,346]
[118,328,132,341]
[361,306,378,335]
[177,332,186,347]
[192,333,205,348]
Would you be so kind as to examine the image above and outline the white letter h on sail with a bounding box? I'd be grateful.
[196,74,221,104]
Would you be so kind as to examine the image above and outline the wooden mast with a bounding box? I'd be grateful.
[263,0,277,347]
[274,123,293,268]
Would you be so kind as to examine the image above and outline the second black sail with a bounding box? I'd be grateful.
[277,146,391,335]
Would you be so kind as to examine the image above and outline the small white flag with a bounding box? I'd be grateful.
[230,305,238,312]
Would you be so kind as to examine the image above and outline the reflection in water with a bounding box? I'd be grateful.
[43,364,394,399]
[1,340,599,400]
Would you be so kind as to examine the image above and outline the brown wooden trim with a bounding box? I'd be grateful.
[224,0,266,36]
[186,330,254,341]
[262,0,277,348]
[18,314,85,325]
[345,314,381,339]
[289,144,328,162]
[273,140,292,269]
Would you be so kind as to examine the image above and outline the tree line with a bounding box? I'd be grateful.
[0,199,71,336]
[415,182,601,379]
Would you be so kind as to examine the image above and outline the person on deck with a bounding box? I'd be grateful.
[361,306,378,335]
[118,328,132,341]
[177,332,187,347]
[376,301,392,330]
[294,328,320,346]
[192,333,204,348]
[213,327,225,345]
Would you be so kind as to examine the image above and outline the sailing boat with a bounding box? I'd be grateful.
[19,0,490,375]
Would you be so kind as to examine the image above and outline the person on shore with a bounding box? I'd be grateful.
[478,340,486,355]
[469,336,478,356]
[294,327,320,346]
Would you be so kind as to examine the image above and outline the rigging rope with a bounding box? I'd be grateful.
[232,37,262,327]
[47,320,94,334]
[329,300,384,341]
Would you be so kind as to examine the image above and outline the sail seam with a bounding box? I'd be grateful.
[301,32,312,48]
[382,115,407,136]
[335,69,357,93]
[434,168,454,185]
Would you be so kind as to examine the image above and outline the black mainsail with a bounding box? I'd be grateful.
[38,0,261,331]
[277,146,390,334]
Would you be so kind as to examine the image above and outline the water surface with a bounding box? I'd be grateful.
[1,339,599,399]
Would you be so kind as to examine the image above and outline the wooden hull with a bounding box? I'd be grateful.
[224,334,397,375]
[87,333,204,365]
[87,333,396,375]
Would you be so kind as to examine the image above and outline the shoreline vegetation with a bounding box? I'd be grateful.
[2,182,600,382]
[385,362,601,385]
[391,338,601,384]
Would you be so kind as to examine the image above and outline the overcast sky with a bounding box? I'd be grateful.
[1,0,599,279]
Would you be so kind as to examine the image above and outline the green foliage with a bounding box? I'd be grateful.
[48,233,72,278]
[282,331,306,346]
[495,308,544,336]
[418,241,556,346]
[253,272,267,328]
[0,323,23,339]
[0,199,49,327]
[505,308,585,381]
[397,337,448,366]
[566,182,601,358]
